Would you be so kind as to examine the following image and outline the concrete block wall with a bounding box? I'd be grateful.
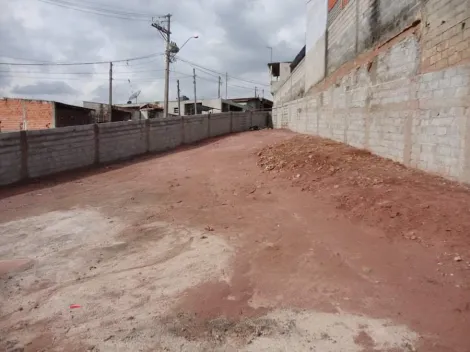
[0,132,23,184]
[412,65,470,179]
[251,111,270,129]
[273,59,306,105]
[326,0,421,75]
[231,112,249,133]
[149,118,182,152]
[273,26,470,183]
[183,116,209,144]
[270,0,470,183]
[209,113,231,137]
[99,121,147,163]
[27,125,95,178]
[327,0,357,75]
[421,0,470,72]
[0,111,268,186]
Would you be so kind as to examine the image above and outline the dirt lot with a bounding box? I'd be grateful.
[1,130,469,352]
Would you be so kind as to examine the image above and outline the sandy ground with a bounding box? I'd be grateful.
[0,130,469,352]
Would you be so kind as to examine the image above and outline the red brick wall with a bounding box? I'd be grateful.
[0,98,53,132]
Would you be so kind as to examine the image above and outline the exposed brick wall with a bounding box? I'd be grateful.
[0,98,53,132]
[421,0,470,72]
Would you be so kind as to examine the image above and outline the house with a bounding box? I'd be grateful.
[228,97,273,112]
[83,102,164,122]
[167,98,246,116]
[0,98,93,132]
[114,103,164,120]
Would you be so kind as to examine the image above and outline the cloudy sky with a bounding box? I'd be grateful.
[0,0,306,106]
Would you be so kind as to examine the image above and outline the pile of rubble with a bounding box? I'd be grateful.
[257,135,470,256]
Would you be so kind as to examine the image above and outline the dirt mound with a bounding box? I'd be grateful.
[258,135,470,253]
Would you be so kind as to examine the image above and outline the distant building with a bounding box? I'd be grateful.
[0,98,93,132]
[83,102,164,122]
[168,98,246,116]
[114,103,164,120]
[229,97,273,111]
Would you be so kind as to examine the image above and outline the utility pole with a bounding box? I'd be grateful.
[267,46,273,63]
[225,72,228,99]
[193,68,197,115]
[218,76,221,99]
[177,79,181,117]
[109,61,113,122]
[255,86,258,98]
[152,14,172,118]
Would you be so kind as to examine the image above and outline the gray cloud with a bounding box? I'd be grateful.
[1,0,306,105]
[12,81,78,96]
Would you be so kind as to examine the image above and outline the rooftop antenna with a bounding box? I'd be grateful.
[128,90,141,104]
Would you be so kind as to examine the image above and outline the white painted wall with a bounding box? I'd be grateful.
[272,59,306,106]
[305,0,327,91]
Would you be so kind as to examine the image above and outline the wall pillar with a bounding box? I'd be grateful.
[207,115,211,137]
[230,112,233,133]
[93,123,100,165]
[462,107,470,183]
[181,117,185,144]
[145,119,150,152]
[19,131,29,179]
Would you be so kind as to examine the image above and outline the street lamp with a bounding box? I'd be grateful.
[266,46,273,63]
[169,35,199,62]
[179,35,199,52]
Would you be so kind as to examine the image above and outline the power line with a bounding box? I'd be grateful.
[37,0,160,21]
[113,56,162,67]
[52,0,156,17]
[0,69,193,78]
[0,53,164,66]
[188,69,258,93]
[0,75,183,82]
[176,56,270,87]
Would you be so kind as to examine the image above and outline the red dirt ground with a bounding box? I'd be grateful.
[1,130,470,352]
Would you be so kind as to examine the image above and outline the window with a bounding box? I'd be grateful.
[174,107,179,114]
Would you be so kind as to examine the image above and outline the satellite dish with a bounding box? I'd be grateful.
[128,90,141,102]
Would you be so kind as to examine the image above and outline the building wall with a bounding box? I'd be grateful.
[83,102,134,122]
[54,104,93,128]
[273,16,470,183]
[327,0,421,75]
[272,59,306,106]
[83,101,111,123]
[421,0,470,72]
[167,99,246,116]
[271,63,292,93]
[0,98,53,132]
[0,111,270,186]
[305,0,328,91]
